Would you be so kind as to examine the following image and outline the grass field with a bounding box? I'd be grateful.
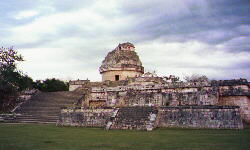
[0,124,249,150]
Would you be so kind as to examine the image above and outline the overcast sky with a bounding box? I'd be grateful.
[1,0,250,81]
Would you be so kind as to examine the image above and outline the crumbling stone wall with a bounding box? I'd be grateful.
[58,108,113,127]
[124,90,163,106]
[89,84,220,107]
[212,79,249,87]
[163,88,218,106]
[69,80,90,91]
[219,96,250,123]
[58,106,243,130]
[220,87,250,96]
[158,106,243,129]
[101,70,142,82]
[106,91,119,106]
[128,76,165,85]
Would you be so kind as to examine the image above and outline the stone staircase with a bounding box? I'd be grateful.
[108,106,158,131]
[11,91,84,124]
[106,108,119,130]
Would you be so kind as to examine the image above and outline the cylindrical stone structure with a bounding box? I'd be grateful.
[99,42,144,81]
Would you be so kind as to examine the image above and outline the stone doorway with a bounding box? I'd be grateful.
[115,75,119,81]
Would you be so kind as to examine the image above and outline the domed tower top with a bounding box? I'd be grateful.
[99,42,144,81]
[116,42,135,51]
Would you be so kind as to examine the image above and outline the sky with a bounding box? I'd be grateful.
[1,0,250,81]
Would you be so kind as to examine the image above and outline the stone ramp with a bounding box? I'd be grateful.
[108,106,158,131]
[12,91,84,124]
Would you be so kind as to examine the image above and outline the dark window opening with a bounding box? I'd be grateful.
[115,75,119,81]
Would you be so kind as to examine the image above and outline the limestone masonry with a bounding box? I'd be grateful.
[59,106,243,130]
[58,42,250,130]
[99,42,144,81]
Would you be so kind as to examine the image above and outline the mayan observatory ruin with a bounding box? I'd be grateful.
[8,42,250,130]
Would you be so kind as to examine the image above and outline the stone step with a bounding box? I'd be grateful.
[16,120,38,123]
[17,120,56,124]
[18,107,71,111]
[11,91,85,124]
[16,116,58,119]
[20,103,75,106]
[109,107,158,130]
[15,117,58,123]
[18,113,60,116]
[18,109,61,112]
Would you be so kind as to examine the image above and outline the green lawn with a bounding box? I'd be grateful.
[0,124,249,150]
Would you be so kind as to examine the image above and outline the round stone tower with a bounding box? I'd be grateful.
[99,42,144,81]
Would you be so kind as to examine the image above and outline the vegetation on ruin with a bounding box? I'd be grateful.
[0,124,249,150]
[184,74,209,82]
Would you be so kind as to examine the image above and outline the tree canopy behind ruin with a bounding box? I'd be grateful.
[34,78,69,92]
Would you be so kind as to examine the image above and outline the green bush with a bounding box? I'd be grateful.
[34,78,68,92]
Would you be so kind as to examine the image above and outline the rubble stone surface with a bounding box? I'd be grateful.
[58,106,243,130]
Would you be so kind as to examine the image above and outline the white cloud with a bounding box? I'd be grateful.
[17,47,100,81]
[9,0,132,45]
[137,40,250,80]
[3,0,249,81]
[14,10,39,20]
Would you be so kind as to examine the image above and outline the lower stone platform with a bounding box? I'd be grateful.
[158,106,243,129]
[57,106,243,130]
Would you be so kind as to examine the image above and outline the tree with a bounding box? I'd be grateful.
[0,47,33,112]
[0,46,23,67]
[34,78,68,92]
